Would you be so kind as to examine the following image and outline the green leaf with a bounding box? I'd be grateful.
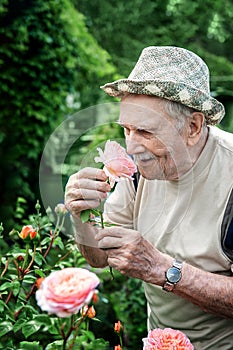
[80,209,91,223]
[0,299,9,313]
[22,320,41,338]
[22,274,37,284]
[33,314,52,326]
[0,281,13,291]
[34,252,46,266]
[40,237,52,246]
[34,269,45,278]
[53,236,64,250]
[0,321,13,337]
[19,341,43,350]
[45,340,63,350]
[13,319,26,333]
[12,280,21,296]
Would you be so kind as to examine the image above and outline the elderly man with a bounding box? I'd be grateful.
[65,46,233,349]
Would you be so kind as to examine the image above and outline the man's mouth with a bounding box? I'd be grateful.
[134,154,157,165]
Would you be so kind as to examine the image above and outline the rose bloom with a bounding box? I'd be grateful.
[114,320,123,333]
[142,328,194,350]
[36,267,100,318]
[19,225,37,240]
[95,140,137,187]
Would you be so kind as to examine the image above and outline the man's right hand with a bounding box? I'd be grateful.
[64,167,111,219]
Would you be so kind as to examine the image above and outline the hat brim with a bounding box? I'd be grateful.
[101,79,225,126]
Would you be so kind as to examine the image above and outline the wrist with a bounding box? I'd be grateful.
[162,259,183,292]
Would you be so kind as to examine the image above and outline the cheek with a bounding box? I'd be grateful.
[143,138,169,156]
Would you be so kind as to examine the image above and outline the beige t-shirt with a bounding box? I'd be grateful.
[104,126,233,349]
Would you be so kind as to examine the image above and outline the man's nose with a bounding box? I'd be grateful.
[125,134,145,155]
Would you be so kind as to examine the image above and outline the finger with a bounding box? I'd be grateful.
[77,167,108,182]
[66,188,108,202]
[67,198,101,215]
[96,227,124,241]
[97,236,122,249]
[67,178,111,193]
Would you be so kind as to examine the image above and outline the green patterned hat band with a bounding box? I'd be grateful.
[101,46,225,126]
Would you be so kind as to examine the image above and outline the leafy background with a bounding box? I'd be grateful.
[0,0,233,348]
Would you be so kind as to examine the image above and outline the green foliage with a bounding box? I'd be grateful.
[76,0,233,130]
[99,272,147,349]
[0,201,109,349]
[0,199,148,349]
[0,0,117,230]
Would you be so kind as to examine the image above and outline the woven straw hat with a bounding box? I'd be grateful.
[101,46,224,125]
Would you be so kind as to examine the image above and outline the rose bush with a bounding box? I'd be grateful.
[0,201,109,349]
[36,267,100,317]
[95,140,137,187]
[142,328,194,350]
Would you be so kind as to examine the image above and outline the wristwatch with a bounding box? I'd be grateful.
[163,259,183,292]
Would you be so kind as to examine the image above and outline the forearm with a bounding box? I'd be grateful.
[174,263,233,318]
[72,216,108,268]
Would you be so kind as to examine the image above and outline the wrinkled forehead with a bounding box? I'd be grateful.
[119,94,175,130]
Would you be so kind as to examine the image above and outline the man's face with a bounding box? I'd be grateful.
[119,94,192,180]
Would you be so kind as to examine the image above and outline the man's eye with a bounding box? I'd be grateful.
[137,129,152,137]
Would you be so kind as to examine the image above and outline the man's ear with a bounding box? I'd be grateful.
[187,112,206,146]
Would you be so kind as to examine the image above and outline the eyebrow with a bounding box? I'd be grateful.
[117,121,156,132]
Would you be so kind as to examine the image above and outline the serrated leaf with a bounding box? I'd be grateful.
[0,321,13,337]
[22,320,41,338]
[80,209,91,223]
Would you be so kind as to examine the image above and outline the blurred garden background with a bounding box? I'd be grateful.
[0,0,233,348]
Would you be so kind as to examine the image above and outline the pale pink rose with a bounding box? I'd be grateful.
[142,328,194,350]
[94,140,137,187]
[36,268,100,318]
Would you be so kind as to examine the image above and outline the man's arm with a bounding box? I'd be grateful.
[96,226,233,318]
[175,262,233,318]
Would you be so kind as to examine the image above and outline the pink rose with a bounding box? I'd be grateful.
[95,140,137,187]
[142,328,194,350]
[36,268,100,318]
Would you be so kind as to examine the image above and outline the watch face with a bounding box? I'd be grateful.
[166,267,181,283]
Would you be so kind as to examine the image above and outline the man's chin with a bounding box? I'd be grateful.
[138,168,166,181]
